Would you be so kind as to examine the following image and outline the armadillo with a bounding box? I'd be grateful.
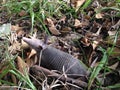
[23,37,89,77]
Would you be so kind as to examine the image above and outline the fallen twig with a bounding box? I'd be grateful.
[30,65,88,88]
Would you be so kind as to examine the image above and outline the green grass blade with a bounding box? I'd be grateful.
[0,80,15,86]
[99,7,120,13]
[106,83,120,89]
[0,68,10,79]
[88,48,108,90]
[9,69,36,90]
[81,0,92,10]
[36,15,50,35]
[77,0,92,14]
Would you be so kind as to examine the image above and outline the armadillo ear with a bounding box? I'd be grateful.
[43,34,49,44]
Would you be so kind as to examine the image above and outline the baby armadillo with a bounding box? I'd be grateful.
[23,37,89,77]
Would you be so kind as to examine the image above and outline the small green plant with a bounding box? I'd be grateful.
[0,37,35,89]
[88,47,108,90]
[9,69,36,90]
[88,31,120,89]
[3,0,73,34]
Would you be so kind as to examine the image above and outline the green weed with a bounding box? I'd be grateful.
[88,31,120,89]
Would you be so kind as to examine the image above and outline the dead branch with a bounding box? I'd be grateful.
[30,65,88,88]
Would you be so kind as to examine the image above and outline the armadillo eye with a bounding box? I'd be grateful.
[38,45,43,50]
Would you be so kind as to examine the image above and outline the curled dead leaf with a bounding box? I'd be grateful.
[74,19,82,28]
[26,55,38,67]
[74,19,89,28]
[24,48,37,67]
[95,13,103,19]
[45,18,54,27]
[80,37,90,46]
[60,27,72,34]
[28,49,37,59]
[49,26,61,35]
[45,18,61,35]
[21,39,29,49]
[11,74,17,84]
[76,0,86,11]
[71,0,86,11]
[17,56,29,75]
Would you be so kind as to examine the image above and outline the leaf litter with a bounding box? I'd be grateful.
[0,0,120,89]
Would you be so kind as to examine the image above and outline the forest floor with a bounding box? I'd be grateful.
[0,0,120,90]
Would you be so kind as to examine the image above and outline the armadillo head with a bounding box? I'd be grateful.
[22,37,46,52]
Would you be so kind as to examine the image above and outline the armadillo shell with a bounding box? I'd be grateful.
[40,46,88,76]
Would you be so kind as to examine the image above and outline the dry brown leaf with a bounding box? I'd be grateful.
[81,37,90,46]
[21,39,29,49]
[19,10,27,16]
[26,55,37,67]
[23,47,37,67]
[109,62,119,70]
[45,18,54,27]
[49,26,61,35]
[58,16,66,23]
[74,19,82,28]
[8,41,21,54]
[95,13,103,19]
[11,24,22,33]
[76,0,86,11]
[17,56,29,75]
[71,0,86,11]
[17,30,25,38]
[74,19,89,28]
[28,49,37,59]
[61,27,72,34]
[11,74,17,84]
[45,18,61,35]
[11,24,25,38]
[92,41,99,50]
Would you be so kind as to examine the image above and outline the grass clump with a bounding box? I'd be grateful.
[2,0,73,34]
